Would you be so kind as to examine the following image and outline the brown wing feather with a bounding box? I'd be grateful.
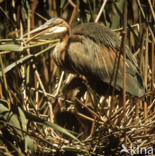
[73,23,138,69]
[64,33,145,97]
[61,24,145,97]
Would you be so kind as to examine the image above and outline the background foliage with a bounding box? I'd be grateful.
[0,0,154,155]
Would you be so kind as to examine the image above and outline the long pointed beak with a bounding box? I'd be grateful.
[23,18,67,43]
[24,21,54,43]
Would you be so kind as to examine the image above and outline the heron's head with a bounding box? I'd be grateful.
[25,17,71,42]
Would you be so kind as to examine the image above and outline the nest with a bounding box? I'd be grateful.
[32,76,155,156]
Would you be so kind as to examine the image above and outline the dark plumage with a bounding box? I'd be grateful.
[61,23,145,97]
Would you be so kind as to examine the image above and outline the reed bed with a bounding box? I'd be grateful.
[0,0,154,155]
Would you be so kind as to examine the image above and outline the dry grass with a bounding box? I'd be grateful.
[0,0,154,155]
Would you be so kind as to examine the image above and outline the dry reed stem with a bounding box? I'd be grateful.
[0,1,154,155]
[95,0,107,23]
[122,0,127,122]
[68,0,77,25]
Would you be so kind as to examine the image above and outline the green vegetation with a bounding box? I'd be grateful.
[0,0,154,155]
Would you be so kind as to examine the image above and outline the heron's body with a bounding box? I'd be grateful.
[29,18,145,97]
